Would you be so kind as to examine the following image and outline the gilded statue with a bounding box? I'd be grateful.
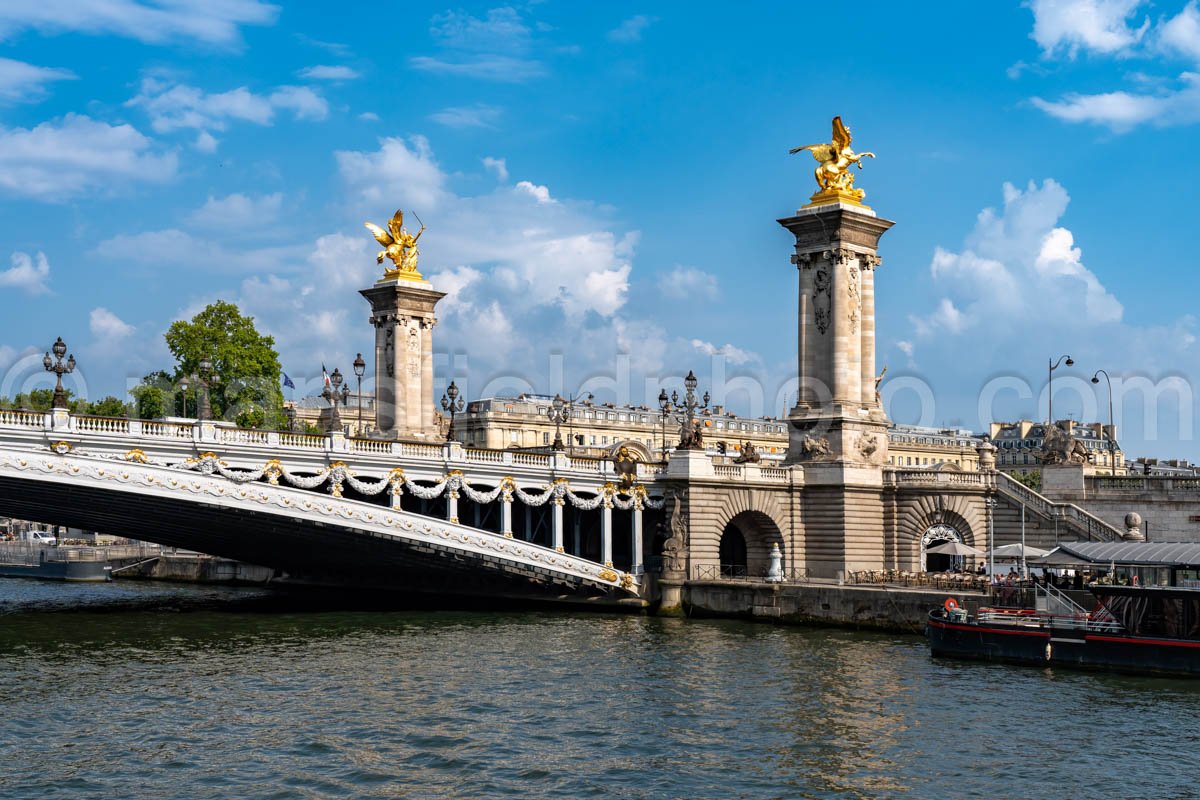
[790,116,875,206]
[365,209,425,281]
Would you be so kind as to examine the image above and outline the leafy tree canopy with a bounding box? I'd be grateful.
[162,301,285,429]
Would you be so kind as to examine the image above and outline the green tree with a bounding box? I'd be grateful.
[130,371,169,419]
[1012,469,1042,492]
[164,301,285,429]
[84,396,132,417]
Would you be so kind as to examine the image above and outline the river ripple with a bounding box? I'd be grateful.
[1,580,1198,799]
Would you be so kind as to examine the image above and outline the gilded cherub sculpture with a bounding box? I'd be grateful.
[365,209,425,280]
[790,116,875,206]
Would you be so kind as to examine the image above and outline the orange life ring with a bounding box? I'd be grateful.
[944,597,959,612]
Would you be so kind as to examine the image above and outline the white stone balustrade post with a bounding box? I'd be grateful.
[500,484,513,538]
[552,497,564,552]
[601,492,613,567]
[631,499,644,575]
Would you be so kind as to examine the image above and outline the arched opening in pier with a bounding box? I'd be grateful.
[720,510,785,579]
[719,526,747,577]
[922,524,964,573]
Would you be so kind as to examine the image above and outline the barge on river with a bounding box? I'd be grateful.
[927,542,1200,678]
[0,542,112,582]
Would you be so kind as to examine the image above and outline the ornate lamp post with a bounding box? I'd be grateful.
[42,337,75,409]
[353,352,366,434]
[196,357,219,421]
[1047,353,1074,427]
[178,375,190,417]
[1091,369,1117,476]
[441,380,464,442]
[985,497,997,591]
[547,393,569,451]
[660,369,710,450]
[658,388,670,461]
[325,367,345,431]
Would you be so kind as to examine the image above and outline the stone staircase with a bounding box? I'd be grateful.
[994,472,1127,542]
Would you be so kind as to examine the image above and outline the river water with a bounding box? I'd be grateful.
[1,580,1197,800]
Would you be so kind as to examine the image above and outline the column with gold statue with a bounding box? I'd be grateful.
[359,209,446,439]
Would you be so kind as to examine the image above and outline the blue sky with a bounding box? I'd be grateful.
[0,1,1197,460]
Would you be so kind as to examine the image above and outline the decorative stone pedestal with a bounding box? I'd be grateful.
[778,201,895,578]
[359,278,446,439]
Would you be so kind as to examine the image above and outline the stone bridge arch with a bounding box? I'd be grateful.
[893,491,985,572]
[687,487,787,578]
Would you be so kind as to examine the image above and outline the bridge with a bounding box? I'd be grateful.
[0,407,673,604]
[0,405,1134,606]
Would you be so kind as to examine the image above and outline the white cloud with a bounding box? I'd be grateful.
[336,135,447,210]
[482,156,508,182]
[515,180,553,203]
[188,193,283,229]
[690,339,759,366]
[657,266,718,300]
[0,114,177,201]
[93,228,305,273]
[89,307,134,341]
[1159,2,1200,60]
[911,179,1122,339]
[128,78,328,133]
[298,65,359,80]
[0,0,278,47]
[896,340,914,357]
[1027,0,1149,57]
[411,7,545,82]
[358,111,379,122]
[429,104,502,128]
[409,55,546,82]
[608,15,656,43]
[0,57,74,102]
[193,130,218,152]
[0,251,50,294]
[1032,72,1200,129]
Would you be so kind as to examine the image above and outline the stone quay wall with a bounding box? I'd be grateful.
[678,580,981,633]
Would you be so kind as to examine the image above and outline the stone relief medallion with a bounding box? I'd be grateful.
[857,433,878,461]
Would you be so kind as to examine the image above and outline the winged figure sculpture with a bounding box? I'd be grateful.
[364,209,425,279]
[790,116,875,204]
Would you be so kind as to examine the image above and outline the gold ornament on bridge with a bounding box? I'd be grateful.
[790,116,875,208]
[365,209,426,282]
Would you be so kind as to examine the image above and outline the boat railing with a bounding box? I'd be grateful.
[1038,580,1090,617]
[975,608,1125,634]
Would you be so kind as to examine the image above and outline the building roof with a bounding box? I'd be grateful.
[1054,541,1200,568]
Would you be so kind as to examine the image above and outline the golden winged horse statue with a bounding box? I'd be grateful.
[790,116,875,206]
[364,209,425,280]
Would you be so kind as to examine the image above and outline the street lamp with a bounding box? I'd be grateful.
[1092,369,1116,476]
[547,393,569,451]
[323,367,344,431]
[1047,353,1074,427]
[985,497,998,593]
[42,337,76,409]
[658,388,670,461]
[178,374,190,417]
[353,352,366,435]
[660,369,710,451]
[197,357,220,421]
[441,380,464,442]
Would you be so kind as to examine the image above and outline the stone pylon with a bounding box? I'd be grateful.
[359,277,445,439]
[779,200,895,577]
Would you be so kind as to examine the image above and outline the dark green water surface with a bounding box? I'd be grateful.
[1,580,1197,799]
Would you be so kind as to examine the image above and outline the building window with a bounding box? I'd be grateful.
[543,432,550,445]
[602,436,608,444]
[590,435,597,445]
